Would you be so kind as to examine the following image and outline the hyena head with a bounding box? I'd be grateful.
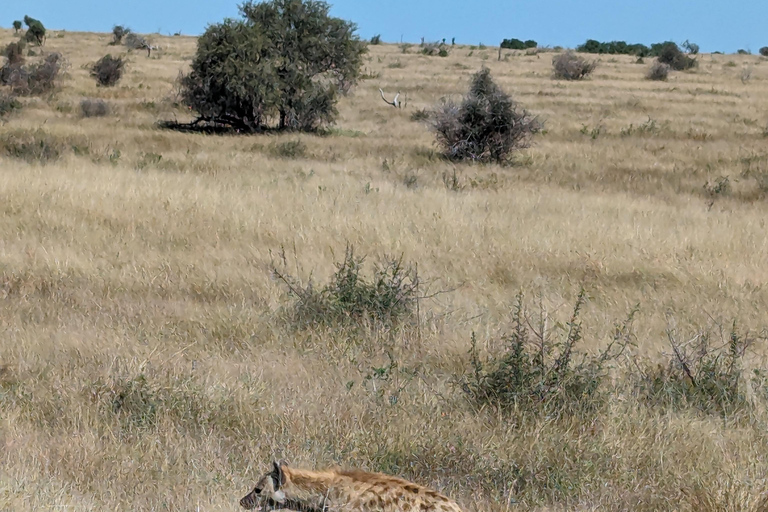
[240,461,288,510]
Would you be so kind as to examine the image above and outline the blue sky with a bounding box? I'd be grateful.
[6,0,766,53]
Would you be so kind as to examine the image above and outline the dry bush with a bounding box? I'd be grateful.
[646,61,670,81]
[430,67,540,163]
[80,98,110,117]
[124,32,149,51]
[90,54,125,87]
[657,42,697,71]
[1,52,62,95]
[3,41,26,65]
[552,51,597,80]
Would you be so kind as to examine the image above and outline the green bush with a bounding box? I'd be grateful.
[370,34,381,45]
[760,47,768,57]
[577,39,650,56]
[90,54,125,86]
[500,38,537,50]
[552,51,597,80]
[13,20,22,33]
[429,68,540,164]
[462,291,636,417]
[180,0,366,132]
[272,245,420,329]
[23,15,45,45]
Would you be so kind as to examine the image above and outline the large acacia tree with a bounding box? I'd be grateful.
[181,0,366,132]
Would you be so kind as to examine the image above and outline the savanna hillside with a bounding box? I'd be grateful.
[2,26,768,511]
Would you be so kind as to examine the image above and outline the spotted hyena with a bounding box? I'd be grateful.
[240,461,464,512]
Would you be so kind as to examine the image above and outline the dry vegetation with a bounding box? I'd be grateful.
[3,28,768,511]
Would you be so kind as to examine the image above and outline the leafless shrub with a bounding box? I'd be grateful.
[552,51,597,80]
[430,68,540,164]
[646,61,670,81]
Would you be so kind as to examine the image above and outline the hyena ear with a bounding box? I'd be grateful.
[272,460,287,488]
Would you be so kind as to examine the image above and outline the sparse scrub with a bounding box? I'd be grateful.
[421,41,448,57]
[90,54,125,87]
[80,98,110,117]
[409,108,430,122]
[646,61,670,81]
[552,51,597,80]
[462,291,636,418]
[179,0,366,132]
[429,67,540,163]
[272,245,419,329]
[268,139,307,159]
[635,322,764,417]
[0,129,67,163]
[0,92,21,117]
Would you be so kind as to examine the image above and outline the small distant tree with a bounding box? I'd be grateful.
[13,20,22,33]
[429,68,540,163]
[370,34,381,45]
[180,0,366,132]
[111,25,131,45]
[90,54,125,86]
[760,47,768,57]
[23,15,46,45]
[552,51,597,80]
[681,39,699,55]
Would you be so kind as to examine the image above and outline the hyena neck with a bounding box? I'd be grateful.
[283,468,340,507]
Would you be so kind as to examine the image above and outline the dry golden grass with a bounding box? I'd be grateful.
[2,28,768,510]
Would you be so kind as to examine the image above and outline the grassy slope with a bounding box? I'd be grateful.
[2,29,768,511]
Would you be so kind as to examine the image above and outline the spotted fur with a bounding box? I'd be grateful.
[240,462,463,512]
